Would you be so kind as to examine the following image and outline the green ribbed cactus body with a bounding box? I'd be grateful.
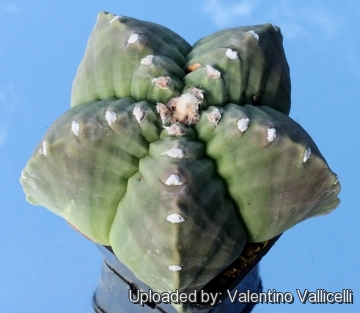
[20,95,340,292]
[72,13,290,115]
[111,126,246,294]
[196,104,340,242]
[20,12,340,312]
[21,97,247,295]
[184,23,291,114]
[21,98,154,245]
[71,12,191,107]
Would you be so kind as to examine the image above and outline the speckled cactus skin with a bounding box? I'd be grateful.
[20,12,340,311]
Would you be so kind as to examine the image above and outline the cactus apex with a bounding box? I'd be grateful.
[166,93,202,125]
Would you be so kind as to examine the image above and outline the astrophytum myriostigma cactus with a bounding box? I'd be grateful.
[20,12,340,312]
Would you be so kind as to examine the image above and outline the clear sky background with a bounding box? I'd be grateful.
[1,0,359,312]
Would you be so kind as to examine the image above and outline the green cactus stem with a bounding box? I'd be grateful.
[21,97,248,298]
[20,12,340,313]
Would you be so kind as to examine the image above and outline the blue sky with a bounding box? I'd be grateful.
[1,0,359,312]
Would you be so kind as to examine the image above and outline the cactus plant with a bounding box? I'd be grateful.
[20,12,340,312]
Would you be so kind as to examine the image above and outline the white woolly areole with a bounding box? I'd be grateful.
[71,121,80,136]
[167,93,201,125]
[141,55,154,65]
[207,109,222,126]
[169,265,182,272]
[163,124,184,137]
[21,171,26,179]
[303,148,312,163]
[167,213,185,223]
[161,145,185,159]
[237,118,250,132]
[133,106,147,123]
[38,140,48,156]
[105,110,117,126]
[267,128,277,142]
[206,65,221,79]
[248,30,259,41]
[165,175,183,186]
[109,16,121,24]
[128,33,141,44]
[152,76,172,90]
[189,87,204,101]
[225,48,238,60]
[156,103,170,124]
[177,93,200,108]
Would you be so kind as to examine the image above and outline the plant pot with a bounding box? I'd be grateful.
[93,235,280,313]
